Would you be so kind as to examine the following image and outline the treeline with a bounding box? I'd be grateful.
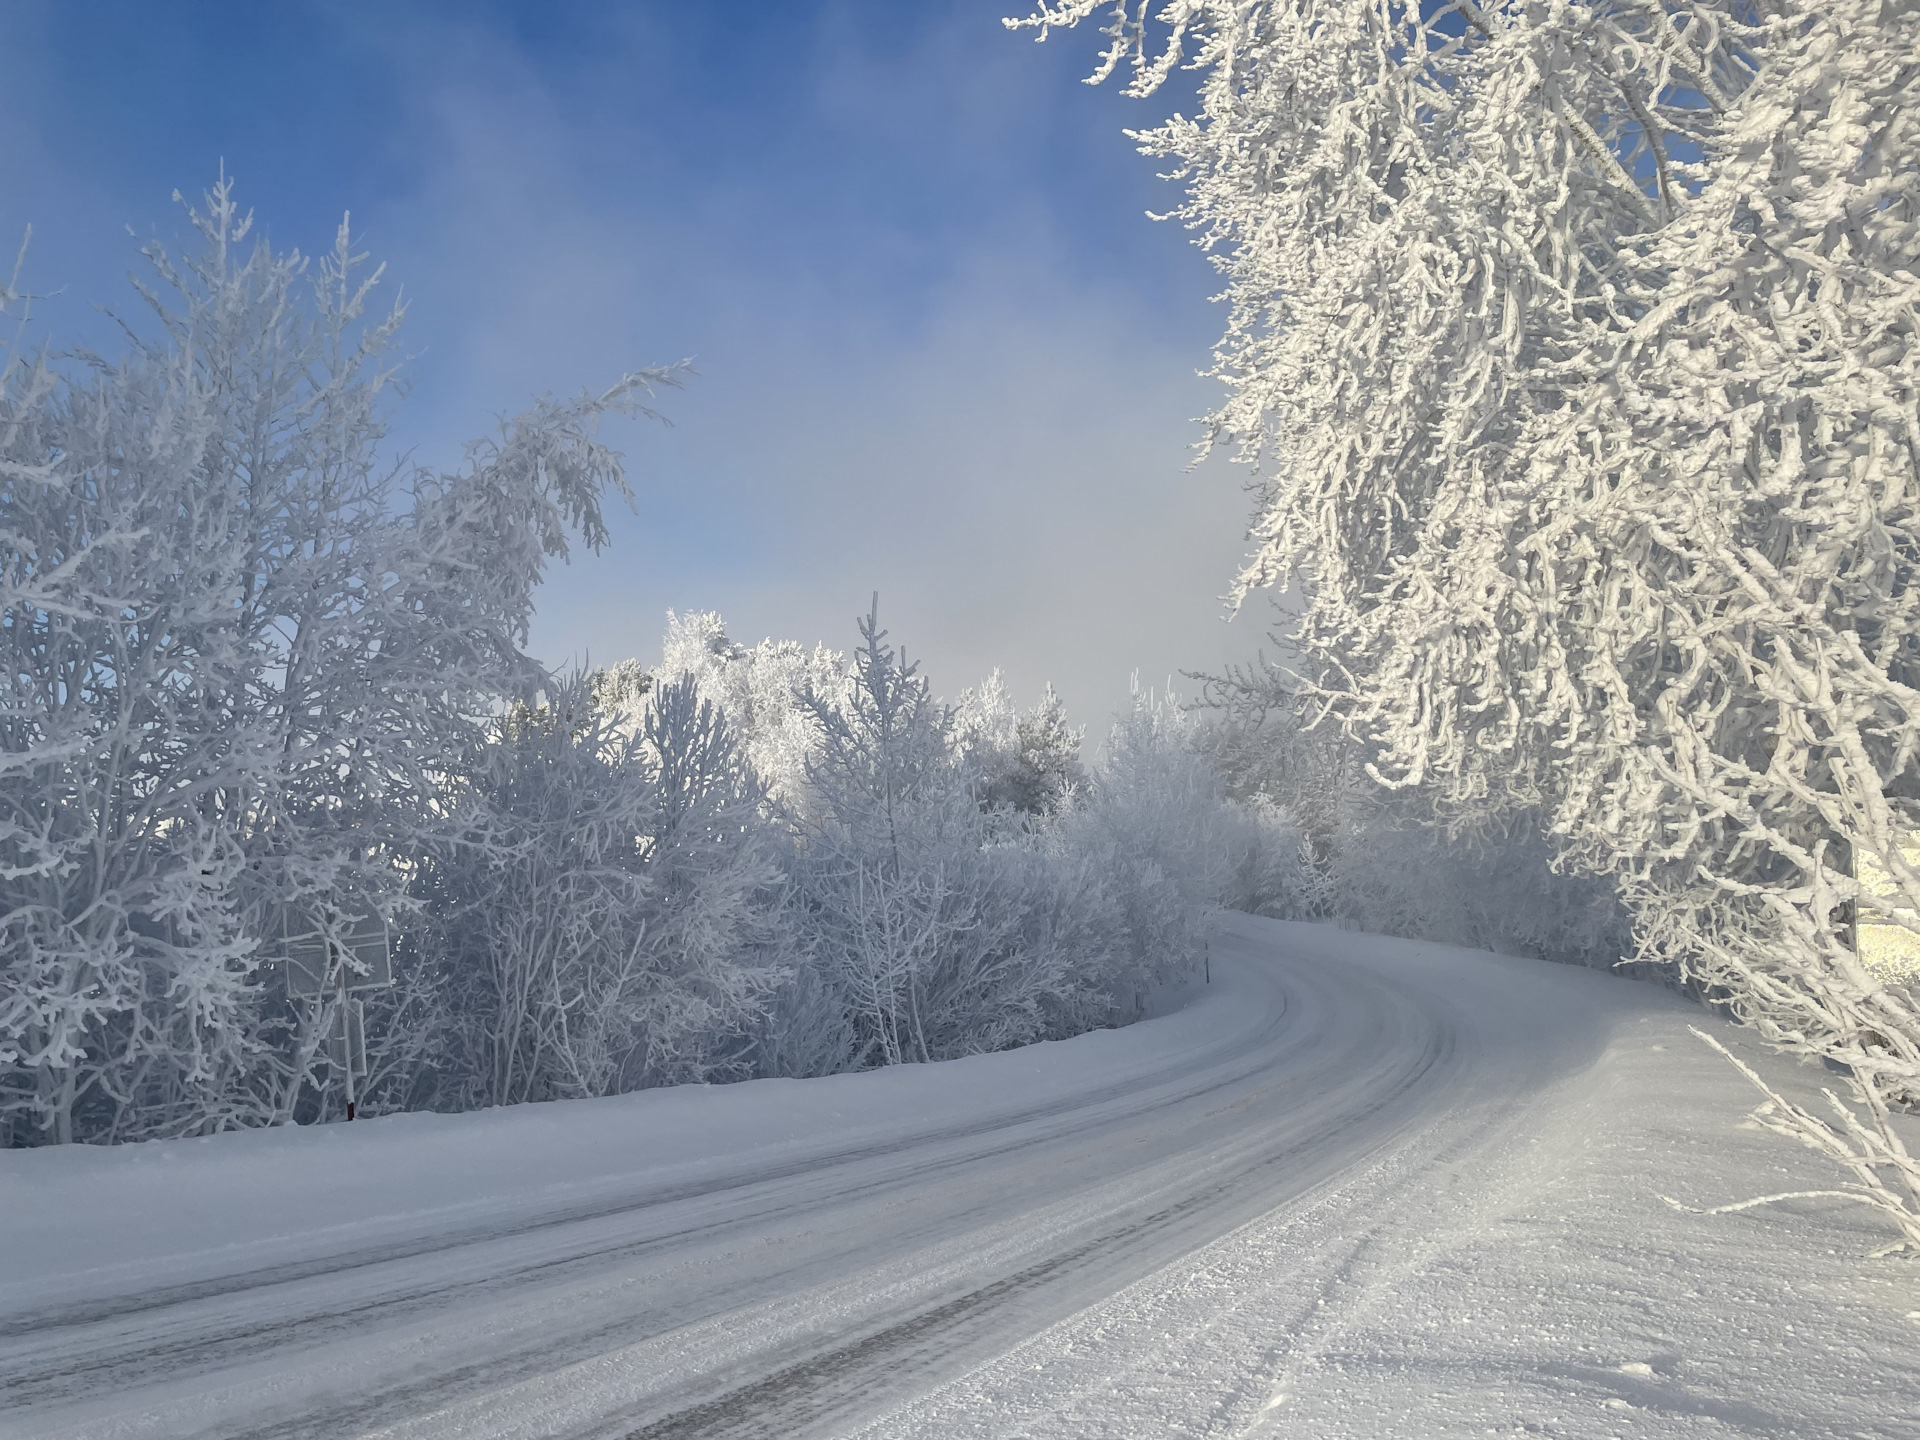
[0,184,1295,1145]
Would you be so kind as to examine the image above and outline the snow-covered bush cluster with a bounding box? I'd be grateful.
[0,186,1277,1143]
[610,605,1299,1077]
[1019,0,1920,1245]
[387,671,794,1110]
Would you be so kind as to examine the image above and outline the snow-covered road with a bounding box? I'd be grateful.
[4,917,1916,1439]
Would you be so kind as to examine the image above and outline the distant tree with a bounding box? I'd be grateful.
[793,600,988,1065]
[636,606,1312,1070]
[591,658,653,719]
[657,610,845,810]
[958,674,1088,818]
[413,678,661,1108]
[1054,685,1234,996]
[1194,648,1633,964]
[633,674,795,1082]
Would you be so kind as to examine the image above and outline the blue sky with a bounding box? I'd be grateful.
[1,1,1266,728]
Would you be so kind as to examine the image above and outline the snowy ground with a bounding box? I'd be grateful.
[3,916,1916,1439]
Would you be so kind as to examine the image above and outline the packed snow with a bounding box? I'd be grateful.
[5,916,1914,1439]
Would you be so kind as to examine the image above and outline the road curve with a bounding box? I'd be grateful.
[2,918,1677,1440]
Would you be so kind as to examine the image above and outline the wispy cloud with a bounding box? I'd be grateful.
[0,0,1267,727]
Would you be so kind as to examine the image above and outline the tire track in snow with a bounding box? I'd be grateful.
[1,972,1309,1411]
[4,921,1617,1440]
[618,1039,1447,1440]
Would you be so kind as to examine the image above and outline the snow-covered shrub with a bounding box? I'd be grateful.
[787,605,1065,1064]
[397,673,789,1111]
[0,179,677,1144]
[1022,0,1920,1245]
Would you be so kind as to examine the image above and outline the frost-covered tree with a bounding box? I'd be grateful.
[1019,0,1920,1244]
[656,610,845,809]
[591,657,654,719]
[957,673,1089,817]
[404,672,788,1109]
[0,177,679,1144]
[410,679,661,1108]
[790,602,1019,1064]
[634,673,795,1081]
[653,605,1255,1067]
[1055,683,1299,993]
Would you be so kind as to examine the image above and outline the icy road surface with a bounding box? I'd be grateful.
[4,917,1916,1440]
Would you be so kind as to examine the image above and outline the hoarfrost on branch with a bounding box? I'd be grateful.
[1014,0,1920,1246]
